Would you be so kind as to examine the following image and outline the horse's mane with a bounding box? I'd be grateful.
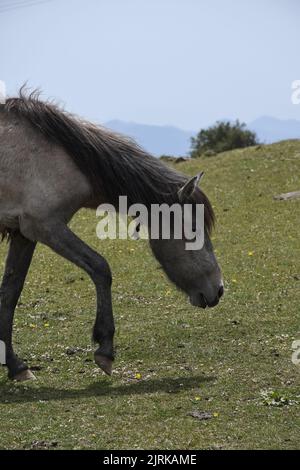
[4,88,215,233]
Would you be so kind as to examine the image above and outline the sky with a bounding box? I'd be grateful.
[1,0,300,130]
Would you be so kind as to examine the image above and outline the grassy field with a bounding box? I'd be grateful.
[0,140,299,450]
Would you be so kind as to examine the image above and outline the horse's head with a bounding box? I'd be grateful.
[150,173,223,308]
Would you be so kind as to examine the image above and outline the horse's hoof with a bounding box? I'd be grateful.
[94,355,113,376]
[13,369,36,382]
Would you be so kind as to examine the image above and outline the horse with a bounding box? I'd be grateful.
[0,90,223,382]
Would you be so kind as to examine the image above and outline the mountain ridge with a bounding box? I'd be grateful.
[104,116,300,157]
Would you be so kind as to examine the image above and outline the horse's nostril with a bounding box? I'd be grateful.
[218,285,224,299]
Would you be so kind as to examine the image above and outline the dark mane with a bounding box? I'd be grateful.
[4,89,214,233]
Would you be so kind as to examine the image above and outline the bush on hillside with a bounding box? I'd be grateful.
[190,120,259,158]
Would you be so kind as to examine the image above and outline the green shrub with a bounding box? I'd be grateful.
[190,120,258,158]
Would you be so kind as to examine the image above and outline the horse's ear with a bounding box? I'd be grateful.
[178,171,204,202]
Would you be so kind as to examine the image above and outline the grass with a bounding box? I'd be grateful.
[0,140,300,450]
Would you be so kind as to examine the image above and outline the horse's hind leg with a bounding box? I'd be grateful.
[21,218,115,376]
[0,232,36,381]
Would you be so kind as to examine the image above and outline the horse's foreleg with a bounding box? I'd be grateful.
[21,219,115,376]
[0,232,36,381]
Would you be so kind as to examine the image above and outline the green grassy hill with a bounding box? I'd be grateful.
[0,140,299,449]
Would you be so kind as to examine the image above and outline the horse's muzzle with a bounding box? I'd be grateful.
[189,286,224,308]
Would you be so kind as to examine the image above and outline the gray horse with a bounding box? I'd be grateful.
[0,91,223,381]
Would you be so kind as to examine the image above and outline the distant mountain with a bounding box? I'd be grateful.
[104,120,194,157]
[248,116,300,143]
[103,116,300,157]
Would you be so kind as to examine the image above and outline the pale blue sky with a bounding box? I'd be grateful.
[1,0,299,130]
